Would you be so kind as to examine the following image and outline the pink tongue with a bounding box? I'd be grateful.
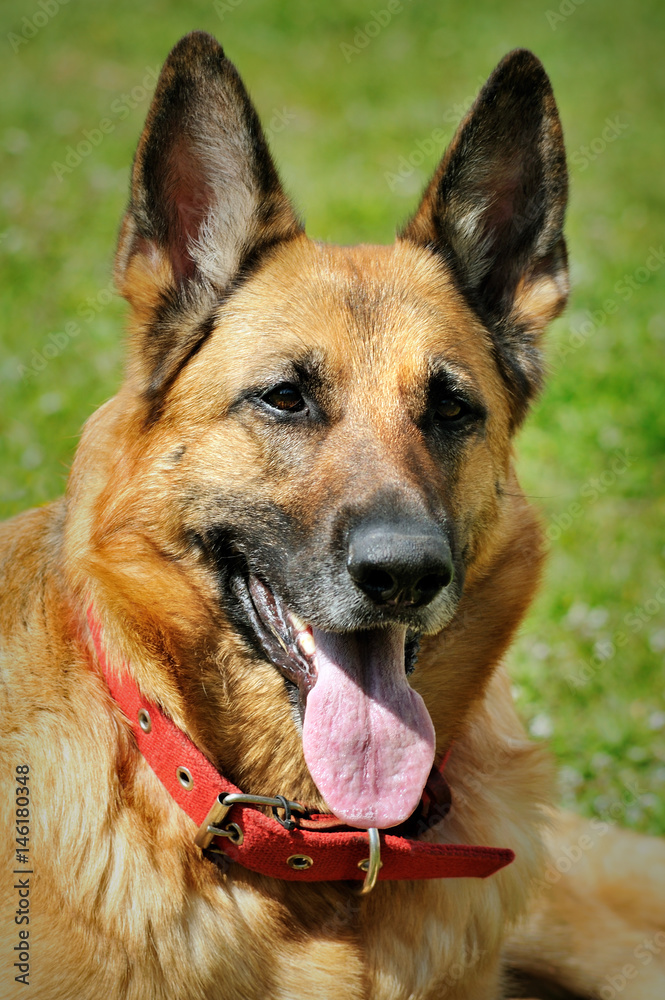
[301,626,435,829]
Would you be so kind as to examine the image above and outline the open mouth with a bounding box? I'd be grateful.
[229,567,436,829]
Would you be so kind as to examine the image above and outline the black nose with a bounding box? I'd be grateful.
[347,520,454,609]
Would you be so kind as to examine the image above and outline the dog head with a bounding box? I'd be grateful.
[67,33,567,829]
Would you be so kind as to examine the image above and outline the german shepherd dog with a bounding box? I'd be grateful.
[1,31,664,1000]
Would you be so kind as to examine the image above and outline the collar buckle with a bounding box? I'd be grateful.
[194,792,306,851]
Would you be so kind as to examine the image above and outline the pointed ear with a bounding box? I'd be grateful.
[115,32,302,401]
[400,49,568,420]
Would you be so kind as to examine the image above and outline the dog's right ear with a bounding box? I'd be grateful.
[115,32,302,400]
[401,50,568,424]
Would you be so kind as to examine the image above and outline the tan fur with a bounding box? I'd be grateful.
[1,34,664,1000]
[0,499,550,999]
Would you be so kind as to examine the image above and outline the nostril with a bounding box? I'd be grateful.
[418,568,453,597]
[358,568,396,599]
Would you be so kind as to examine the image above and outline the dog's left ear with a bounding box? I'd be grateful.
[401,49,568,419]
[115,32,302,400]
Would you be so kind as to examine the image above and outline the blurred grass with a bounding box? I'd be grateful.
[1,0,663,833]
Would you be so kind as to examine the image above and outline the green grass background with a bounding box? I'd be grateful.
[1,0,663,833]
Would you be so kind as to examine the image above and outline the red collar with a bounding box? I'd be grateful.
[88,610,513,888]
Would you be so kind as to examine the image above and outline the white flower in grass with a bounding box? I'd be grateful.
[648,711,665,731]
[529,713,554,739]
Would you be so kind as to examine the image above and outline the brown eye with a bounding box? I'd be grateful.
[435,398,464,420]
[261,383,306,413]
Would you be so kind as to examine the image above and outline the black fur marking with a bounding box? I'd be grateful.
[486,334,538,429]
[190,482,463,645]
[400,49,568,423]
[219,234,298,306]
[143,305,218,425]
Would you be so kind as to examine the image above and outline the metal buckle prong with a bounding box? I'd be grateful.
[194,792,306,850]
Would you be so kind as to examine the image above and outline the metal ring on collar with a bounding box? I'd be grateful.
[356,828,382,895]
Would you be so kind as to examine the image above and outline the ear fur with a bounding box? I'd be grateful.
[115,31,302,404]
[401,49,568,421]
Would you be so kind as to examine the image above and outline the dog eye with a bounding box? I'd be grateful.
[435,398,468,421]
[261,383,306,413]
